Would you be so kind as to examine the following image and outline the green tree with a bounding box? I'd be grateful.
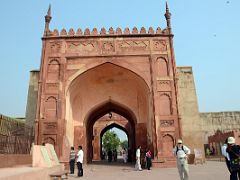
[102,130,120,151]
[120,140,128,149]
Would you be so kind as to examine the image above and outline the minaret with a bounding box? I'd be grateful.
[44,4,52,36]
[164,2,172,34]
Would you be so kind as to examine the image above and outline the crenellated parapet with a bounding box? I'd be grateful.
[43,3,173,38]
[44,26,170,38]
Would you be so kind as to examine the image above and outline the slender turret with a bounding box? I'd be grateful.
[164,2,172,34]
[44,4,52,36]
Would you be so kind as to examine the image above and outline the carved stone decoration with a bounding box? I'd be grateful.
[76,28,83,35]
[162,28,169,34]
[47,59,60,81]
[140,27,146,34]
[158,92,172,115]
[160,120,174,127]
[124,28,130,34]
[102,41,115,53]
[156,81,171,91]
[46,83,59,93]
[92,28,98,35]
[43,122,57,133]
[156,57,169,77]
[50,42,61,53]
[52,29,59,36]
[84,28,90,35]
[148,27,154,34]
[156,27,162,34]
[68,28,75,36]
[67,41,97,52]
[100,28,106,35]
[43,135,57,147]
[60,29,67,36]
[152,40,167,51]
[132,27,138,34]
[161,134,174,157]
[116,27,122,34]
[44,96,57,120]
[108,27,114,34]
[118,40,149,51]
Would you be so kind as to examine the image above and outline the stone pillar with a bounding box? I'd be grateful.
[177,67,205,160]
[25,70,39,129]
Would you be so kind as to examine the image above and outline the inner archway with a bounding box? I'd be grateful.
[99,122,129,162]
[85,101,136,163]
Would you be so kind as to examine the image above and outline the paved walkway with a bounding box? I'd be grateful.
[69,161,229,180]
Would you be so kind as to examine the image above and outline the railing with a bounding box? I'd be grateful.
[0,115,34,154]
[0,134,34,154]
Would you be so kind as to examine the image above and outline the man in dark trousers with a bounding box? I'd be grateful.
[226,137,240,180]
[76,145,84,177]
[69,146,76,174]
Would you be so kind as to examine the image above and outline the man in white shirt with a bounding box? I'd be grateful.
[135,145,142,171]
[76,145,84,177]
[221,138,231,173]
[173,139,191,180]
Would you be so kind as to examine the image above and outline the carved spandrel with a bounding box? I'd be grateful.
[118,40,149,51]
[50,42,61,53]
[160,120,174,127]
[152,40,167,51]
[67,41,97,52]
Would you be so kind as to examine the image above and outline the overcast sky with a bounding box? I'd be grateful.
[0,0,240,117]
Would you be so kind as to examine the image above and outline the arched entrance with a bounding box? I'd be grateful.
[65,62,151,163]
[85,101,136,163]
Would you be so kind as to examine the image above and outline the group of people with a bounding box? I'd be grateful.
[64,137,240,179]
[222,136,240,180]
[69,145,84,177]
[106,149,118,162]
[135,146,153,171]
[66,139,190,180]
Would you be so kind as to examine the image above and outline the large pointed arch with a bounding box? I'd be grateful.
[65,62,151,95]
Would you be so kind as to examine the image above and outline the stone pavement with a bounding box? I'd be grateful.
[68,161,229,180]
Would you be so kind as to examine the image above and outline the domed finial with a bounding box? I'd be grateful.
[164,2,172,34]
[44,4,52,36]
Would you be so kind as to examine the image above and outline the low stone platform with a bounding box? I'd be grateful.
[0,165,63,180]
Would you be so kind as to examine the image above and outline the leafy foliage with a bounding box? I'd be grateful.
[120,140,128,149]
[102,130,120,151]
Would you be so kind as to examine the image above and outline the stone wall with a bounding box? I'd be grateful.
[0,154,31,168]
[176,66,204,155]
[25,70,39,128]
[200,111,240,143]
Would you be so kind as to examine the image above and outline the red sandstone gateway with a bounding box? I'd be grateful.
[35,3,181,167]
